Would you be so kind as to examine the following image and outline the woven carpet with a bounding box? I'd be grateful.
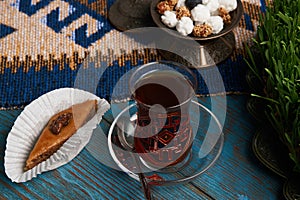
[0,0,266,109]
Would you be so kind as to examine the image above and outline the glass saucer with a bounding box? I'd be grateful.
[107,100,224,186]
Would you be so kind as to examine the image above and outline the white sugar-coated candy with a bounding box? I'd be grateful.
[207,16,224,34]
[161,11,178,28]
[176,0,186,9]
[204,0,220,15]
[176,16,194,36]
[218,0,237,12]
[191,4,211,24]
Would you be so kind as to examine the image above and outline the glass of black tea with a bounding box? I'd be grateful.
[129,61,197,170]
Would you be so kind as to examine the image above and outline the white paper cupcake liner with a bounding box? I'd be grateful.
[4,88,110,183]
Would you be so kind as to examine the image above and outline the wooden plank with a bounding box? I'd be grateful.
[189,95,283,199]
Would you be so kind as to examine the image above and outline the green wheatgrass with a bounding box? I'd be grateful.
[246,0,300,172]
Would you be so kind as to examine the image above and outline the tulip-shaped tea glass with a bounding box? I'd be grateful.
[129,61,198,170]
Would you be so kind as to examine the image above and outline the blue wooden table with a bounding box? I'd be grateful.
[0,95,284,199]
